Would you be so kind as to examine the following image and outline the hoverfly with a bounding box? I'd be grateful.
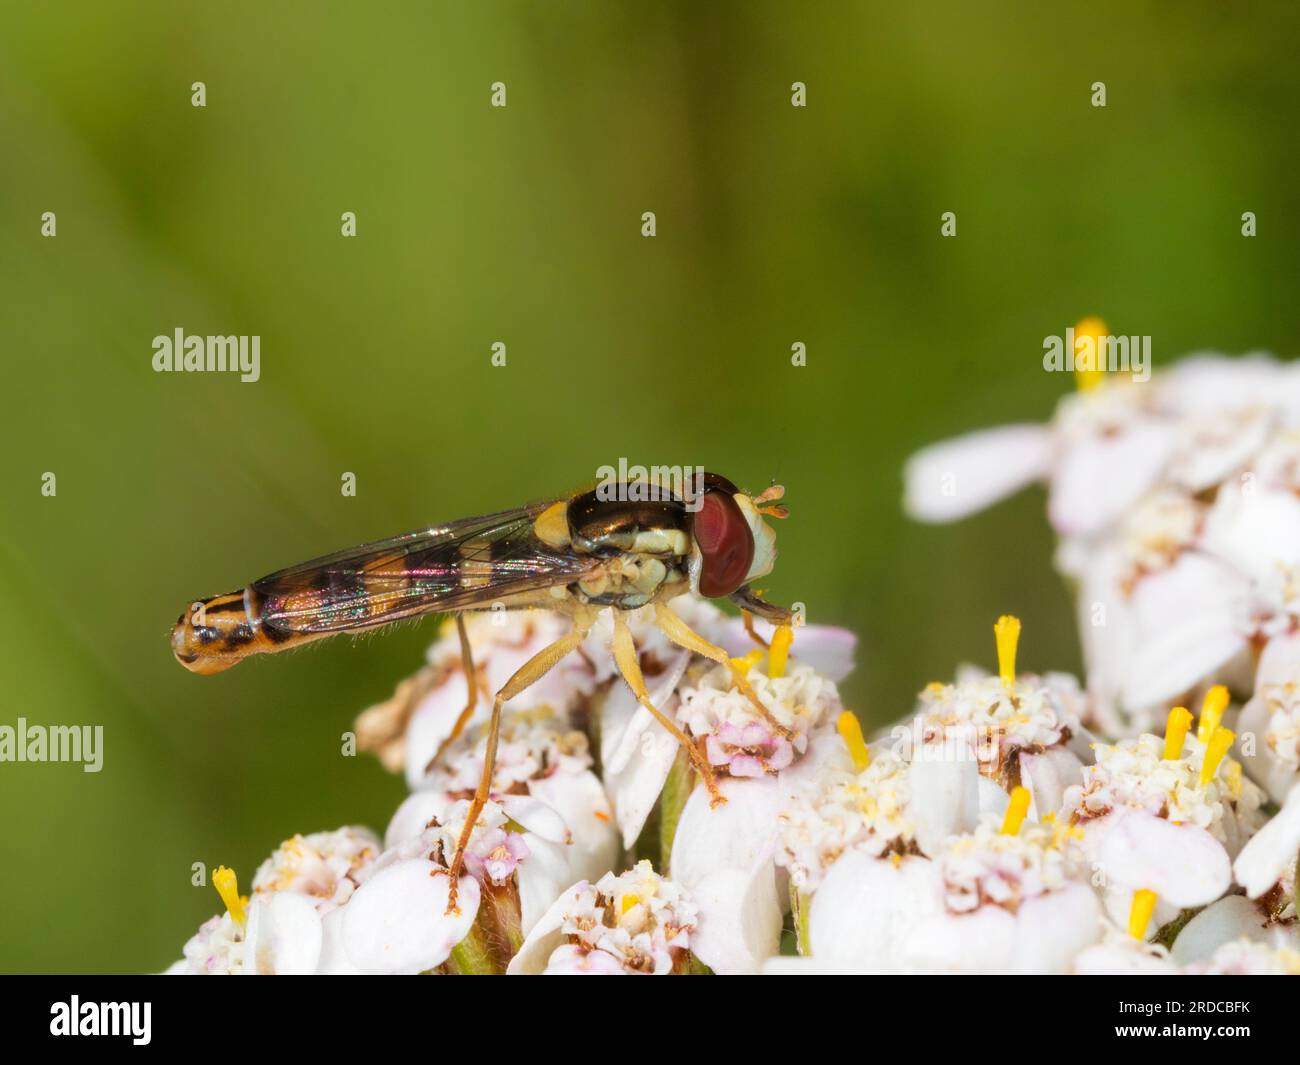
[172,472,792,910]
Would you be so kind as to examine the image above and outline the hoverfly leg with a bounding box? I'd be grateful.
[444,608,597,914]
[740,609,770,650]
[426,614,480,774]
[611,613,723,807]
[651,602,795,741]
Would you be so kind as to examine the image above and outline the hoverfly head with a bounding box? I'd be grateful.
[688,474,782,599]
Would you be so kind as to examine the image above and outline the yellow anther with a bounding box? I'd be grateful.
[621,894,640,915]
[1197,685,1229,744]
[1163,706,1193,760]
[1200,726,1235,786]
[1073,316,1109,392]
[994,615,1021,690]
[213,865,247,928]
[1128,888,1157,940]
[837,711,871,771]
[1001,786,1031,836]
[925,681,945,694]
[768,624,794,679]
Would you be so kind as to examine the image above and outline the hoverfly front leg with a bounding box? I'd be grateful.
[425,614,481,774]
[610,613,724,808]
[444,608,597,914]
[741,609,770,650]
[652,602,795,741]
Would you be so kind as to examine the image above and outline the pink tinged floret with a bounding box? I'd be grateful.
[466,829,530,885]
[706,723,795,776]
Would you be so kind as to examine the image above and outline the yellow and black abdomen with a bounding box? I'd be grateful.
[171,587,319,674]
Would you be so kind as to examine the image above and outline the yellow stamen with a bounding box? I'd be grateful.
[837,711,870,771]
[994,615,1021,690]
[213,865,246,928]
[1128,888,1157,940]
[768,624,794,679]
[1197,685,1229,744]
[1163,706,1193,760]
[621,894,640,915]
[1200,726,1235,786]
[729,650,764,676]
[1073,316,1109,392]
[1001,786,1031,836]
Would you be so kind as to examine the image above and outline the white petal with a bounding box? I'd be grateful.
[1234,781,1300,898]
[1010,883,1102,973]
[687,866,783,975]
[317,908,365,975]
[600,651,691,848]
[242,893,323,976]
[670,776,782,889]
[384,791,449,849]
[1076,543,1138,725]
[1255,630,1300,689]
[717,620,858,682]
[403,683,476,790]
[340,860,478,973]
[808,852,939,970]
[497,794,569,844]
[507,881,584,975]
[761,956,880,974]
[1169,407,1275,493]
[976,774,1011,820]
[1237,695,1298,805]
[1119,552,1250,710]
[514,834,576,937]
[1161,353,1284,416]
[526,771,619,885]
[1097,811,1231,907]
[1170,895,1270,965]
[904,424,1053,523]
[1204,486,1300,589]
[907,752,980,855]
[1019,748,1084,819]
[1073,943,1179,975]
[906,907,1015,974]
[1049,420,1174,536]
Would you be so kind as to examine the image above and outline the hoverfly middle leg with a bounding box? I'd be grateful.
[651,602,795,741]
[444,607,598,914]
[425,614,480,774]
[610,612,724,808]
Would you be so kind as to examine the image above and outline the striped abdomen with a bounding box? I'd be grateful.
[171,587,322,675]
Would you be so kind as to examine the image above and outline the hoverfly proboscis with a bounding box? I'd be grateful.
[172,472,794,912]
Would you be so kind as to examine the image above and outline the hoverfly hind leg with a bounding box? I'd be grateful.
[425,615,480,774]
[610,612,723,807]
[444,608,598,914]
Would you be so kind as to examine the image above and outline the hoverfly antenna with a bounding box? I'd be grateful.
[753,482,789,518]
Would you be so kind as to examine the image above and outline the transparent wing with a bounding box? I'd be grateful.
[251,503,596,634]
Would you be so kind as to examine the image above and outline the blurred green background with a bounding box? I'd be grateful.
[2,1,1298,972]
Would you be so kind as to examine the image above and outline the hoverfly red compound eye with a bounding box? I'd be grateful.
[695,491,755,598]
